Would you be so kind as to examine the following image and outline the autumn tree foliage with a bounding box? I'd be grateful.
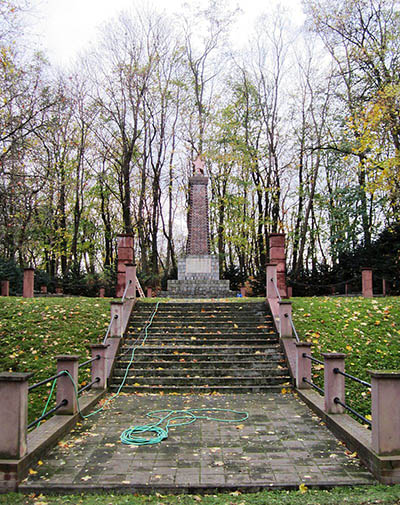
[0,0,399,294]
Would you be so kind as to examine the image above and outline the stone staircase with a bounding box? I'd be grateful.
[109,301,292,393]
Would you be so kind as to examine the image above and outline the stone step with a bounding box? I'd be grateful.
[118,345,281,354]
[110,376,290,387]
[112,367,289,378]
[109,384,291,393]
[114,360,285,369]
[126,335,277,347]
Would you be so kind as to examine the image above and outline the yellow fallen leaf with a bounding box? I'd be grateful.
[299,483,308,493]
[281,388,287,394]
[37,460,43,466]
[29,468,37,475]
[236,424,244,430]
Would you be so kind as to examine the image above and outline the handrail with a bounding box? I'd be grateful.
[303,377,324,395]
[103,314,118,345]
[334,397,371,427]
[271,278,282,302]
[121,279,133,303]
[27,399,68,429]
[79,355,100,369]
[287,313,300,342]
[78,377,100,395]
[303,353,324,366]
[333,368,371,388]
[28,371,67,392]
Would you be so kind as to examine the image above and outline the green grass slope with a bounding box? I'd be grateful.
[292,296,400,418]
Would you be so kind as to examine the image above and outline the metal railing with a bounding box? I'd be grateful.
[334,397,372,426]
[333,368,371,388]
[271,278,282,302]
[28,355,101,430]
[303,377,324,395]
[287,313,300,342]
[121,279,133,303]
[103,314,118,345]
[301,350,372,428]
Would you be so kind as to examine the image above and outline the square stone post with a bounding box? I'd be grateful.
[278,300,292,338]
[110,301,123,337]
[55,355,80,415]
[89,344,109,390]
[23,268,34,298]
[362,268,373,298]
[323,353,346,414]
[269,233,287,297]
[1,280,9,296]
[117,234,134,297]
[382,279,387,296]
[295,342,312,389]
[287,286,293,298]
[369,370,400,456]
[0,372,32,459]
[240,286,246,297]
[266,263,278,300]
[125,264,137,299]
[55,286,63,295]
[146,287,152,298]
[99,287,105,298]
[40,285,47,294]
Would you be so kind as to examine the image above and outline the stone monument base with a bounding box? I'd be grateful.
[166,254,234,298]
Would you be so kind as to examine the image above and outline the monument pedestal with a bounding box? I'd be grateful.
[167,254,233,298]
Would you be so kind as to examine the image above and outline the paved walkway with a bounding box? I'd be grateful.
[20,392,375,493]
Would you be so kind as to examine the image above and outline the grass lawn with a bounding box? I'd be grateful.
[0,296,111,425]
[1,485,400,504]
[292,296,400,419]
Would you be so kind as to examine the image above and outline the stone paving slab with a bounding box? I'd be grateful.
[20,392,376,493]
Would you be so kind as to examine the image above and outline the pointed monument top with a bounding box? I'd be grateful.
[193,155,205,175]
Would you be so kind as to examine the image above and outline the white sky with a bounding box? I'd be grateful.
[33,0,305,67]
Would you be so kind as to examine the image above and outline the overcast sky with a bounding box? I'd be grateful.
[32,0,305,67]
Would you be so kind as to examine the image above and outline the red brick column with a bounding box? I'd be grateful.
[116,234,134,297]
[269,233,287,297]
[362,268,373,298]
[1,280,9,296]
[23,268,34,298]
[186,175,210,255]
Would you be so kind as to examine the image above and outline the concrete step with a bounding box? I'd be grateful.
[109,376,290,387]
[124,338,278,346]
[112,367,289,378]
[114,360,285,369]
[109,384,291,393]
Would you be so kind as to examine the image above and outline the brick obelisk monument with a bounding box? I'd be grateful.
[167,155,232,297]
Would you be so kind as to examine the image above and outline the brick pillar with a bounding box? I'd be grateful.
[117,234,134,297]
[295,342,312,389]
[146,287,152,298]
[362,268,373,298]
[23,267,34,298]
[0,372,32,459]
[266,263,278,300]
[125,264,136,299]
[40,285,47,294]
[110,301,123,337]
[56,355,79,415]
[1,280,9,296]
[186,157,210,255]
[55,286,63,295]
[323,353,346,414]
[287,286,293,298]
[369,370,400,455]
[99,287,105,298]
[89,344,108,390]
[269,233,287,297]
[278,300,292,338]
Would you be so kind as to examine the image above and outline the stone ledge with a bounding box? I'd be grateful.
[297,388,400,484]
[0,390,106,492]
